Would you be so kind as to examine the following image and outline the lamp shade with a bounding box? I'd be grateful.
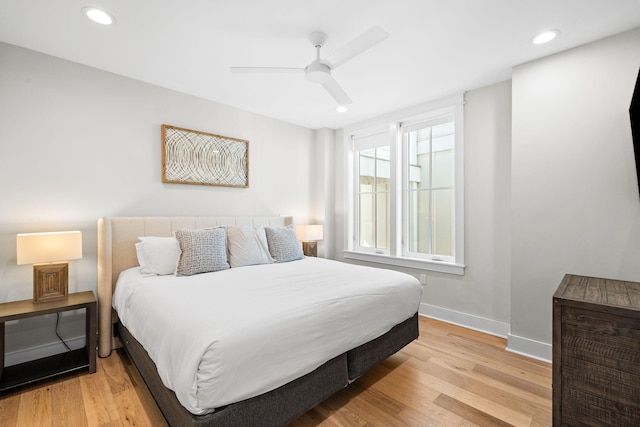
[295,225,324,242]
[17,231,83,265]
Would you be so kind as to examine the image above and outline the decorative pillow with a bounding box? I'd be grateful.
[265,225,304,263]
[135,236,180,276]
[175,228,230,276]
[227,225,274,268]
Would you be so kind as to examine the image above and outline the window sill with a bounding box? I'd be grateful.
[343,250,465,275]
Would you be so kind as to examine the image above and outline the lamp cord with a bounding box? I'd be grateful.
[56,313,72,352]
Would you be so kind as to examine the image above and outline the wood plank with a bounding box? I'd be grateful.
[352,364,470,426]
[78,358,122,426]
[117,348,168,427]
[416,357,551,422]
[419,327,552,386]
[113,387,158,427]
[51,376,87,427]
[563,275,587,300]
[323,382,409,427]
[563,386,639,427]
[100,347,134,395]
[605,279,632,307]
[0,389,21,427]
[16,383,52,427]
[584,277,607,303]
[387,361,534,426]
[473,363,552,400]
[433,393,513,427]
[625,281,640,308]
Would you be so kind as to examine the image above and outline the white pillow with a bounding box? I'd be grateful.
[135,236,180,276]
[227,225,274,268]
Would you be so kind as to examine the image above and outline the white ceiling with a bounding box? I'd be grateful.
[1,1,639,130]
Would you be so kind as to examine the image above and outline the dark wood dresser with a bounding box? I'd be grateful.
[553,274,640,426]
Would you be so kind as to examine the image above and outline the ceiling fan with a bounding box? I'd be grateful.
[230,26,389,107]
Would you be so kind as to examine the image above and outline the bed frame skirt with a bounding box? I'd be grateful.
[118,312,419,427]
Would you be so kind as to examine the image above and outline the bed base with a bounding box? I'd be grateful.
[118,313,418,427]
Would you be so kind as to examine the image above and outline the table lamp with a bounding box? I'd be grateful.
[295,225,323,257]
[16,231,83,303]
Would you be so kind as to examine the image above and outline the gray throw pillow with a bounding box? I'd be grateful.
[175,228,230,276]
[265,226,304,263]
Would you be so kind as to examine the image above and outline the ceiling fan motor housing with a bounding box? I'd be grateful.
[305,61,331,83]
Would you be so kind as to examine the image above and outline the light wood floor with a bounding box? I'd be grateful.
[0,316,552,426]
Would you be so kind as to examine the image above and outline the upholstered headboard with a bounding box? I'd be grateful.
[97,216,293,357]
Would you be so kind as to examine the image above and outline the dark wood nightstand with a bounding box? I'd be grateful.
[0,291,96,393]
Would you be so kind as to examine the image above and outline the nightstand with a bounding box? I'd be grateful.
[0,291,96,392]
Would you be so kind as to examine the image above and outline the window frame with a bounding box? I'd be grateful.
[343,95,465,275]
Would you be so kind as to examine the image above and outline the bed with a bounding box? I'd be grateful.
[97,216,421,427]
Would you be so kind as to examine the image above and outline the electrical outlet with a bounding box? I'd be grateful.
[419,273,427,285]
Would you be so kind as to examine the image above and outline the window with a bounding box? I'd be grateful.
[354,131,392,253]
[404,121,455,259]
[345,97,464,275]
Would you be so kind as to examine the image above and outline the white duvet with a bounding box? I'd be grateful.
[112,257,422,415]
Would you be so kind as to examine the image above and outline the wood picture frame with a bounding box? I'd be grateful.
[162,124,249,188]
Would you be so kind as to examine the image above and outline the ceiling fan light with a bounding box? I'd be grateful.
[305,61,331,84]
[82,7,115,25]
[336,106,348,113]
[306,70,330,83]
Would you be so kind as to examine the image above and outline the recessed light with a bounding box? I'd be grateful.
[532,30,559,45]
[82,7,115,25]
[336,106,348,113]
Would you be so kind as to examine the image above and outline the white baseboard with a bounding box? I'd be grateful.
[419,303,510,338]
[5,336,86,367]
[506,333,552,363]
[419,303,551,363]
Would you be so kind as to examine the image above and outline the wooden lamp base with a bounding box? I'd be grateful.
[33,262,69,303]
[302,241,318,257]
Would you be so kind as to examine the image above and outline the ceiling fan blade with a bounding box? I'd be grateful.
[230,67,304,74]
[323,26,389,69]
[321,76,352,106]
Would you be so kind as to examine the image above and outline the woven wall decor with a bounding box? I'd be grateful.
[162,124,249,188]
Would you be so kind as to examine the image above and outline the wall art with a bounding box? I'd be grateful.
[162,124,249,187]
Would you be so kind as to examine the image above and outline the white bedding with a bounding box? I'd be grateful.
[112,257,422,415]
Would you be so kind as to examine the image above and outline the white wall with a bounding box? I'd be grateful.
[510,27,640,358]
[332,26,640,362]
[310,127,337,259]
[0,42,316,360]
[332,80,514,337]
